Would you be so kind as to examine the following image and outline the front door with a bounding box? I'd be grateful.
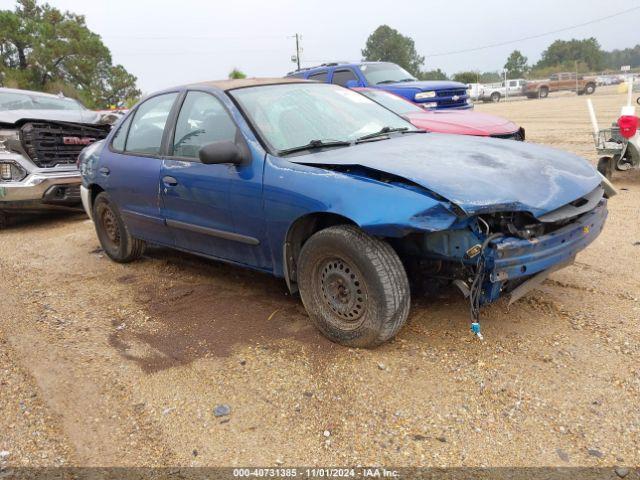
[160,90,269,268]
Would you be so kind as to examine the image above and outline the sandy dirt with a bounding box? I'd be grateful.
[1,86,639,469]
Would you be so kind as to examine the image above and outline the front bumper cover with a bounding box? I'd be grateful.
[481,200,608,303]
[0,169,82,209]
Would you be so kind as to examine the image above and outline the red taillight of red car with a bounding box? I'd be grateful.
[618,115,639,138]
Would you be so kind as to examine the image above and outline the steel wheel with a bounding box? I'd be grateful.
[318,257,368,330]
[98,203,121,248]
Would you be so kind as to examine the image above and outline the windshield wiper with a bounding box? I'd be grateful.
[278,139,352,156]
[356,126,423,143]
[397,78,416,82]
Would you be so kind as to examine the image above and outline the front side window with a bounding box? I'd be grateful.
[230,83,417,153]
[125,93,178,155]
[172,91,237,159]
[308,71,328,82]
[331,70,358,87]
[359,63,416,85]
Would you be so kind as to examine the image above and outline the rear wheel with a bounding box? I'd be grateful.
[490,92,501,103]
[597,156,614,179]
[297,225,410,348]
[92,192,145,263]
[0,211,7,230]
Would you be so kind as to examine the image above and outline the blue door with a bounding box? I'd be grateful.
[100,92,179,245]
[160,91,270,269]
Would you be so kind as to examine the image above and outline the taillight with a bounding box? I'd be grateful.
[618,115,638,139]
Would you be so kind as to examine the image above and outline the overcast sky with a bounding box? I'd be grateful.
[1,0,639,92]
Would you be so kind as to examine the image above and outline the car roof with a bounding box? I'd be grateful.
[187,77,309,91]
[287,61,391,76]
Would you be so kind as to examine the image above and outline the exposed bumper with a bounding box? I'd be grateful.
[488,200,608,283]
[0,170,82,209]
[80,185,92,220]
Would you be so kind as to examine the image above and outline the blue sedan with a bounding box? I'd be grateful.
[79,78,610,347]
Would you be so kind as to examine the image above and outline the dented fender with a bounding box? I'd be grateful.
[263,155,460,277]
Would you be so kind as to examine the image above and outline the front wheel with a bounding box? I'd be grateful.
[490,92,501,103]
[297,225,410,348]
[93,192,145,263]
[585,84,595,95]
[539,87,549,99]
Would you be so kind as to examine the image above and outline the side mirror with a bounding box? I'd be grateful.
[199,141,243,165]
[345,79,360,89]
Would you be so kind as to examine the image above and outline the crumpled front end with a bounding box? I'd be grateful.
[400,186,608,307]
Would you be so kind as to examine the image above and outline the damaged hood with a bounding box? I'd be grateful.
[291,133,602,217]
[0,109,102,125]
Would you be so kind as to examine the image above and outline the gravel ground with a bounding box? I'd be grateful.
[0,86,639,469]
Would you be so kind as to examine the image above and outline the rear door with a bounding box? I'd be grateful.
[99,92,179,244]
[160,90,270,268]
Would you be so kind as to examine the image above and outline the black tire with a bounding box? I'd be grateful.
[0,211,7,230]
[92,192,145,263]
[585,83,595,95]
[490,92,501,103]
[597,157,613,180]
[539,87,549,99]
[297,225,410,348]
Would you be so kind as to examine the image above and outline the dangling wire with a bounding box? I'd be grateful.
[468,233,503,340]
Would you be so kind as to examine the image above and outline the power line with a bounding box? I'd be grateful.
[425,6,640,57]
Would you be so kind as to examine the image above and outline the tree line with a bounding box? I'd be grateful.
[362,25,640,84]
[0,0,140,109]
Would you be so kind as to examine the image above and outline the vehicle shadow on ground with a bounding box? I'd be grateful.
[108,246,339,373]
[1,210,86,231]
[108,245,480,374]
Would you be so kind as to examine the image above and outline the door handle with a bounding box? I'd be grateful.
[99,166,110,176]
[162,176,178,187]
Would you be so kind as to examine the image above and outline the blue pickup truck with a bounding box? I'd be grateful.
[287,62,472,110]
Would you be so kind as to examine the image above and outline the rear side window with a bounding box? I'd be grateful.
[331,69,358,87]
[111,115,132,151]
[125,93,178,155]
[172,91,238,159]
[308,71,328,82]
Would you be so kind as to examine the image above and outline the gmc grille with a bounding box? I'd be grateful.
[20,121,110,168]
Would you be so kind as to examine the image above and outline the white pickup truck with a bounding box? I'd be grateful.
[479,79,526,103]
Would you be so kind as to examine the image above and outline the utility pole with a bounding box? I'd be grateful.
[290,33,302,71]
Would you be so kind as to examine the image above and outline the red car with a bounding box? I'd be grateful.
[356,88,525,140]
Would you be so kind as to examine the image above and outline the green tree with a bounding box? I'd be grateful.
[479,71,501,83]
[603,44,640,70]
[504,50,528,77]
[0,0,140,108]
[362,25,424,77]
[452,71,478,84]
[535,38,604,71]
[228,68,247,79]
[418,68,448,80]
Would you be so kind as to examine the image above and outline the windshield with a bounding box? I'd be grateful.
[0,91,86,111]
[231,83,417,153]
[359,89,425,115]
[360,63,416,85]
